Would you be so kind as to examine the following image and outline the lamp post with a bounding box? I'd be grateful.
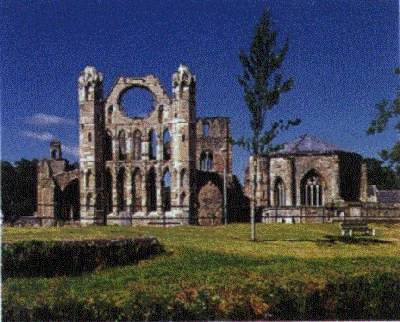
[221,147,228,226]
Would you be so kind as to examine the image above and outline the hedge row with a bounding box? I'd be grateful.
[2,237,164,278]
[3,272,400,320]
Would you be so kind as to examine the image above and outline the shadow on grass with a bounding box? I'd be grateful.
[320,235,393,245]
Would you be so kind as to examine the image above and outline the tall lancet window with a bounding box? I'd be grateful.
[301,170,323,206]
[274,177,285,207]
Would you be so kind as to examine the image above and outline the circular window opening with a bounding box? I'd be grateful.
[119,88,155,118]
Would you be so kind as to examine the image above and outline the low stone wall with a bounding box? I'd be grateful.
[262,207,335,223]
[360,203,400,223]
[262,203,400,224]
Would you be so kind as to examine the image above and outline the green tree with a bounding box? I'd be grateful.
[364,157,400,189]
[367,67,400,173]
[235,8,300,240]
[1,159,38,222]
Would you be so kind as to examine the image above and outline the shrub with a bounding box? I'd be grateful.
[2,237,164,279]
[3,273,400,321]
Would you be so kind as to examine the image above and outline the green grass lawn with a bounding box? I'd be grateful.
[3,223,400,320]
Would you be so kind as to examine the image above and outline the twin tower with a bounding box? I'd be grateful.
[75,65,232,225]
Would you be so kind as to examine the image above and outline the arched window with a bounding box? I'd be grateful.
[301,170,323,206]
[149,129,157,160]
[203,122,210,137]
[117,168,126,211]
[163,128,171,160]
[107,106,113,124]
[88,132,92,142]
[132,130,142,160]
[118,130,127,160]
[104,168,112,214]
[162,169,171,211]
[146,167,157,211]
[104,130,113,161]
[85,169,92,188]
[200,150,213,171]
[132,168,142,213]
[274,177,285,207]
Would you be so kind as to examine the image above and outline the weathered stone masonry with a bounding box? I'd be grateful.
[36,65,243,226]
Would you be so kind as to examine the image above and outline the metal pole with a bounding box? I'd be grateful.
[223,166,227,225]
[251,156,256,241]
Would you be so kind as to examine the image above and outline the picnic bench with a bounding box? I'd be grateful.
[341,218,375,237]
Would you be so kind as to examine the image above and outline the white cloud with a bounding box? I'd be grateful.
[22,130,56,141]
[26,113,75,126]
[21,130,79,157]
[63,145,79,157]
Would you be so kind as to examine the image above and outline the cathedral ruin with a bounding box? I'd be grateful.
[36,65,247,226]
[35,65,399,226]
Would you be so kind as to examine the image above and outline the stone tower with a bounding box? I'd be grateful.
[78,66,105,225]
[50,140,62,160]
[171,65,197,221]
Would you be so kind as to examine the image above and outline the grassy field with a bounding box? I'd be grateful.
[3,223,400,320]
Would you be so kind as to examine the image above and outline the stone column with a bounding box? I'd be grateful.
[112,167,118,215]
[142,166,148,213]
[156,166,163,213]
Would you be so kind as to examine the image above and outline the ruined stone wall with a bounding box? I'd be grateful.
[196,117,231,175]
[245,153,343,210]
[37,160,57,223]
[85,65,198,225]
[36,158,80,225]
[36,65,233,226]
[243,156,269,208]
[269,157,294,206]
[293,154,341,206]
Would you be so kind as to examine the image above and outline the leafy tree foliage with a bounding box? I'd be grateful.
[364,157,400,189]
[234,8,300,240]
[234,8,300,155]
[1,159,38,221]
[367,67,400,173]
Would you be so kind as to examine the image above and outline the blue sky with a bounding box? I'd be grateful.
[1,0,398,181]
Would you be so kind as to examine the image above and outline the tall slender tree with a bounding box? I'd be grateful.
[235,8,300,241]
[367,67,400,174]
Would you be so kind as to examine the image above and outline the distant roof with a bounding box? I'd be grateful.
[376,190,400,204]
[272,134,348,155]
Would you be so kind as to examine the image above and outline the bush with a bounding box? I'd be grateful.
[2,237,164,279]
[4,272,400,321]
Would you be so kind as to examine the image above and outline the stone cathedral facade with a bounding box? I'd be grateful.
[36,65,243,226]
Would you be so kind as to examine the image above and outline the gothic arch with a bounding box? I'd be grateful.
[146,167,157,211]
[104,130,113,161]
[105,76,171,119]
[132,129,142,160]
[163,128,171,160]
[104,168,112,214]
[117,167,126,211]
[300,169,324,206]
[200,150,213,171]
[132,168,142,213]
[148,129,157,160]
[273,177,285,207]
[161,168,171,211]
[118,130,127,160]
